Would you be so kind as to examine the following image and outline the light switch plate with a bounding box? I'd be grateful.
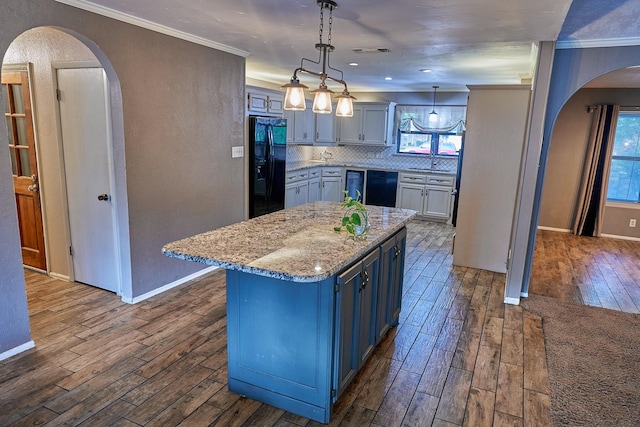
[232,146,244,158]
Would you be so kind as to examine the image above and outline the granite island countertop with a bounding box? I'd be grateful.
[162,201,416,283]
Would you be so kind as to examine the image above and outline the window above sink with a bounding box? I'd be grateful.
[395,105,466,156]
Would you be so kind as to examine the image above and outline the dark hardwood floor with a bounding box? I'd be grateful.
[0,220,552,426]
[530,229,640,314]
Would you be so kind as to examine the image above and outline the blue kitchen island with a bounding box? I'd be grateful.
[162,201,416,423]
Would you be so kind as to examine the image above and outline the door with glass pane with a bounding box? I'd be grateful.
[2,70,46,270]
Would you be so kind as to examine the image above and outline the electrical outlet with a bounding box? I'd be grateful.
[231,146,244,158]
[630,219,637,228]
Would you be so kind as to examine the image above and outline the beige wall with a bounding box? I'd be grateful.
[1,0,246,303]
[540,88,640,239]
[453,85,531,273]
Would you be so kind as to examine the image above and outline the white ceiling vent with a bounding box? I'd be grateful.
[352,48,391,54]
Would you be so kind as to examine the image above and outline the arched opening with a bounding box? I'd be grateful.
[529,64,640,307]
[1,27,131,303]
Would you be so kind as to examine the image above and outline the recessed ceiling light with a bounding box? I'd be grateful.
[384,77,392,81]
[420,68,432,73]
[349,62,358,66]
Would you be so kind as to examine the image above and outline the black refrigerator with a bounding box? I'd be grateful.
[249,116,287,218]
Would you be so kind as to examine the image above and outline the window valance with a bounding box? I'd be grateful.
[396,104,467,133]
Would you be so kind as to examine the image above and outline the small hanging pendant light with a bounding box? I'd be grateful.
[429,85,439,123]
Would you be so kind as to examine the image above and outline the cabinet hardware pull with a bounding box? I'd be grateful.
[362,270,369,289]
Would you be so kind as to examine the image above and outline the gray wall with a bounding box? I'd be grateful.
[0,132,31,355]
[539,87,640,238]
[1,0,245,353]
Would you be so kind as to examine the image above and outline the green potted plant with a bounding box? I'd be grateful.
[334,190,370,240]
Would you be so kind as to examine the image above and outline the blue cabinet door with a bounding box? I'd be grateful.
[334,249,381,400]
[377,227,407,342]
[390,228,407,326]
[334,261,360,398]
[358,250,379,366]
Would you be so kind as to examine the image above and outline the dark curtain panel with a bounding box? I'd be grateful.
[573,104,619,237]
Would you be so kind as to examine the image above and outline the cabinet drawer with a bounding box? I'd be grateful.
[322,167,342,177]
[426,175,454,186]
[399,172,427,184]
[286,170,309,183]
[308,168,321,179]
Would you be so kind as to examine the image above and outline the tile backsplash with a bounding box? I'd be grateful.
[286,144,458,172]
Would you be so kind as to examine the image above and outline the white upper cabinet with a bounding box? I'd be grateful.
[246,88,284,115]
[336,103,395,146]
[285,100,315,144]
[314,110,336,144]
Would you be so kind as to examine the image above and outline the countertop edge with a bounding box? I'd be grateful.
[162,212,416,283]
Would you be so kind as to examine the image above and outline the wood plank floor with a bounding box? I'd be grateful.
[0,220,552,426]
[530,229,640,314]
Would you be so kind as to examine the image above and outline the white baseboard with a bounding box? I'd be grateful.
[536,226,571,233]
[0,340,35,361]
[601,233,640,242]
[503,296,520,305]
[121,266,218,304]
[49,272,71,281]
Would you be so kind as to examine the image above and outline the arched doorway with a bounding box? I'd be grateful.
[529,64,640,305]
[2,27,130,295]
[515,45,640,300]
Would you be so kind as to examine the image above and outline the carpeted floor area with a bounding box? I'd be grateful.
[521,295,640,426]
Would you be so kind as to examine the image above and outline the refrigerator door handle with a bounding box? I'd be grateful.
[265,125,275,200]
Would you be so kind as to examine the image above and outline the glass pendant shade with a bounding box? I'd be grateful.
[335,92,355,117]
[282,80,308,111]
[311,87,333,114]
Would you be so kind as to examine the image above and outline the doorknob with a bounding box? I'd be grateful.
[97,194,110,201]
[28,174,38,191]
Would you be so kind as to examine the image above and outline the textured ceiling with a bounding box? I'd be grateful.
[54,0,640,92]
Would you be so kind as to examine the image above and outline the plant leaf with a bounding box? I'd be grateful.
[350,212,361,226]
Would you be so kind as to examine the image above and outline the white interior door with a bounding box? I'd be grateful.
[57,67,118,293]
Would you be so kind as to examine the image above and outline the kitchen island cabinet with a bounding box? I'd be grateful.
[162,202,415,423]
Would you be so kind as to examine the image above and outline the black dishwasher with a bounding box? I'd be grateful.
[365,170,398,207]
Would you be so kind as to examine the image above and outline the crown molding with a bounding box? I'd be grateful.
[556,37,640,50]
[54,0,251,58]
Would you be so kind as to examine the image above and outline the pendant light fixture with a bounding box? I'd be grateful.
[429,85,439,123]
[282,0,355,117]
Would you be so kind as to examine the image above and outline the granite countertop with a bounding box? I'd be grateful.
[287,160,456,175]
[162,201,416,283]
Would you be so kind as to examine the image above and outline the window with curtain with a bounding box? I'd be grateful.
[607,110,640,203]
[395,105,466,156]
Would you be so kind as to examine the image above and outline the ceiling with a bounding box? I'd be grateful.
[56,0,640,92]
